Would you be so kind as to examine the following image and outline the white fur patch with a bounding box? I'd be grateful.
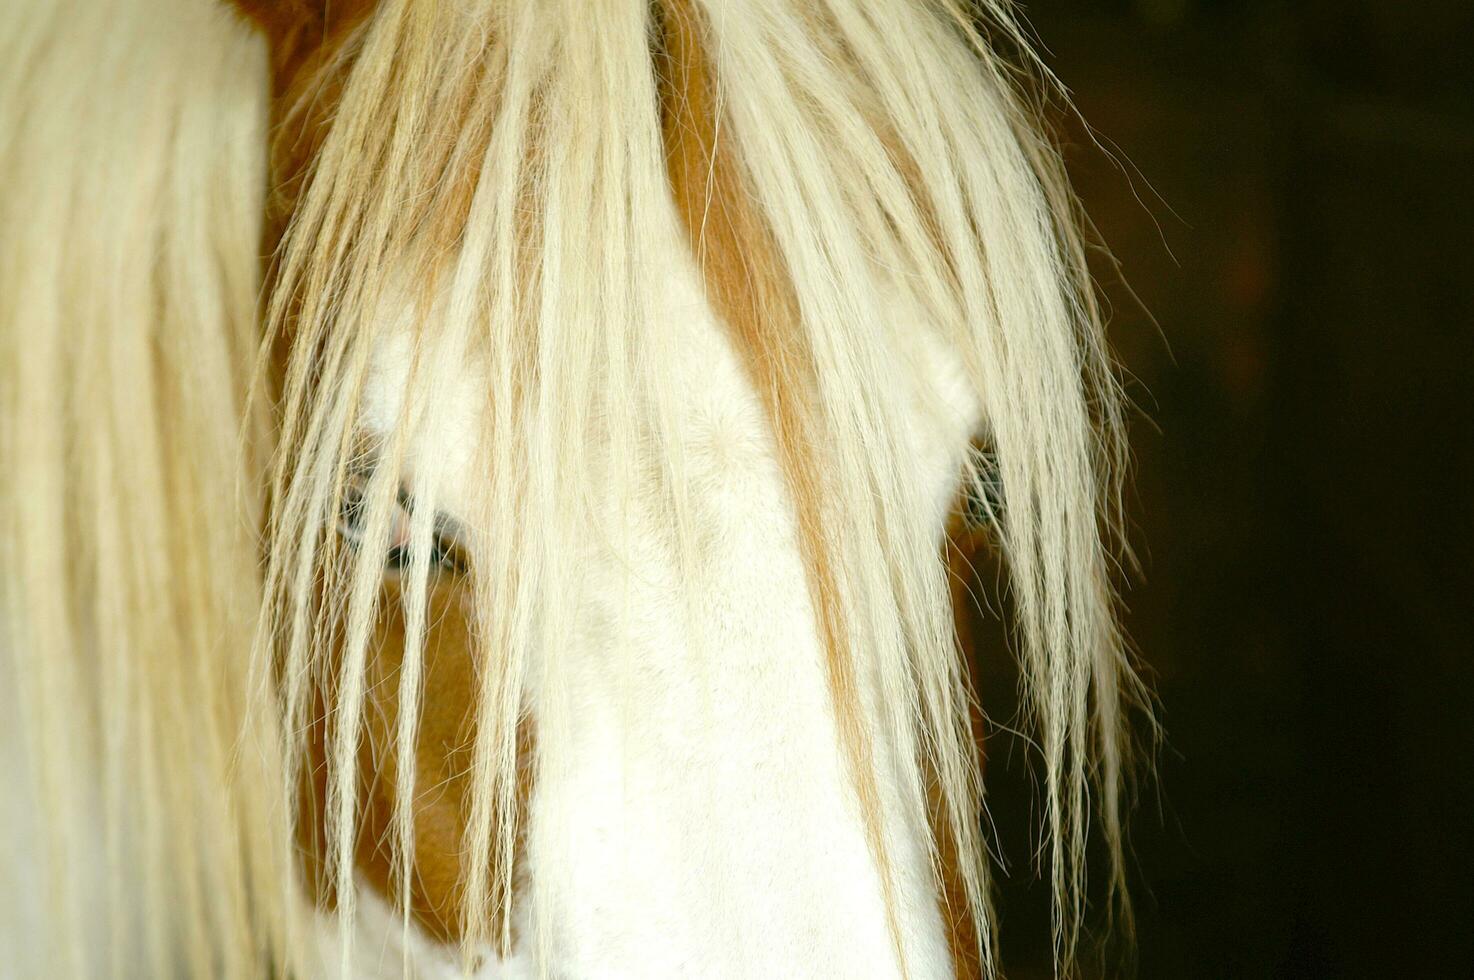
[350,237,980,979]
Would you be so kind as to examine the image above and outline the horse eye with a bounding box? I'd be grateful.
[960,449,1005,531]
[336,474,468,577]
[336,478,371,544]
[385,515,470,577]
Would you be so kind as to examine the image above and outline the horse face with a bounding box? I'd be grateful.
[4,1,1131,975]
[238,1,988,974]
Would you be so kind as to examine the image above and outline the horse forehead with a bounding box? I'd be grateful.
[356,264,772,524]
[358,324,484,516]
[357,258,978,539]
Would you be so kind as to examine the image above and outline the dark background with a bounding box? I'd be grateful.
[964,1,1474,976]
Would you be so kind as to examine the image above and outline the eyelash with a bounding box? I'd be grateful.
[960,449,1005,532]
[337,479,468,577]
[385,523,468,576]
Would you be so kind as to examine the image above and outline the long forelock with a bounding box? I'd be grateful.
[260,0,1139,976]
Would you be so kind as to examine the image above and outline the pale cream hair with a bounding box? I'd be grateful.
[1,0,1144,978]
[0,0,293,977]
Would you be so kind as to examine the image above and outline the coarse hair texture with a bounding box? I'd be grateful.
[0,0,1145,977]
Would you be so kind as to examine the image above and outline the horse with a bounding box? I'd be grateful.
[0,0,1145,976]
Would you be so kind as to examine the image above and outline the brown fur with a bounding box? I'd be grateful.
[296,574,532,946]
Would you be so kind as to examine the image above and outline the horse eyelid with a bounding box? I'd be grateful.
[336,478,470,576]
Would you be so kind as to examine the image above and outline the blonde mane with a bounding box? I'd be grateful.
[1,0,1144,977]
[0,0,287,975]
